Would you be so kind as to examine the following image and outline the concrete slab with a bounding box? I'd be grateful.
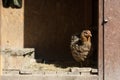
[1,48,35,70]
[1,75,98,80]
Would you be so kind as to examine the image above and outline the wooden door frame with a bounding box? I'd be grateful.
[0,0,104,78]
[98,0,104,80]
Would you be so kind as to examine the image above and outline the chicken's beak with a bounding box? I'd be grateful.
[90,34,92,37]
[87,34,92,37]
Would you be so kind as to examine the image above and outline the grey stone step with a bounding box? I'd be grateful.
[1,75,98,80]
[2,69,20,75]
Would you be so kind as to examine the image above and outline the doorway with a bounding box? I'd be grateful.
[24,0,98,68]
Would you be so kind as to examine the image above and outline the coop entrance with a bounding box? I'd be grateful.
[24,0,98,69]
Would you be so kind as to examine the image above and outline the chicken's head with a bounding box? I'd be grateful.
[81,30,92,41]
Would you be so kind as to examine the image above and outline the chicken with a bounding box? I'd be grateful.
[70,30,92,66]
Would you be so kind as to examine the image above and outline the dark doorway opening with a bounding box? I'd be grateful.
[24,0,98,68]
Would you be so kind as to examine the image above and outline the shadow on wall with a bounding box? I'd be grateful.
[24,0,97,62]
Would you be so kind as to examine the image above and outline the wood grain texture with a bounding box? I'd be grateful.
[24,0,93,60]
[104,0,120,80]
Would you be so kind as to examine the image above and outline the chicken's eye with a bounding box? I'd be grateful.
[84,32,88,34]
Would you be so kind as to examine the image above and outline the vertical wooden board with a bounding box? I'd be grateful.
[104,0,120,80]
[98,0,104,79]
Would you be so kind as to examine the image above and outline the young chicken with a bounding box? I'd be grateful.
[70,30,92,66]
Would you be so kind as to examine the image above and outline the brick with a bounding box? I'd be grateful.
[81,72,91,75]
[44,71,57,75]
[91,69,98,74]
[19,70,32,75]
[1,48,35,71]
[32,71,44,75]
[1,75,98,80]
[1,48,35,58]
[70,67,92,72]
[70,68,92,75]
[2,69,20,75]
[67,72,80,75]
[56,71,68,75]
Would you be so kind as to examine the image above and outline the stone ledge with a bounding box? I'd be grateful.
[1,48,35,70]
[1,48,35,58]
[1,75,98,80]
[67,72,80,75]
[2,68,98,76]
[91,69,98,75]
[70,67,92,75]
[2,69,20,75]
